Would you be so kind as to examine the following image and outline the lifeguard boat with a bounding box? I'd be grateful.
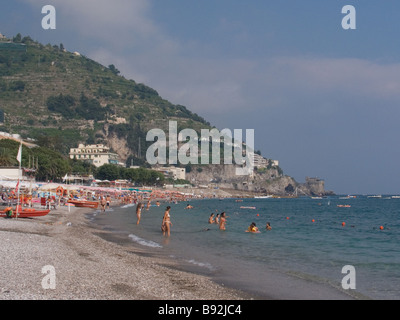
[0,207,50,218]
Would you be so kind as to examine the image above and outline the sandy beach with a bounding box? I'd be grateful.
[0,204,248,300]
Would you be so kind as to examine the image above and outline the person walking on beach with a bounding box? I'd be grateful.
[136,202,144,225]
[106,195,111,209]
[219,212,227,230]
[162,206,172,237]
[100,196,107,212]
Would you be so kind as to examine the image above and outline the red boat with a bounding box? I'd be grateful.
[67,200,99,209]
[0,207,51,218]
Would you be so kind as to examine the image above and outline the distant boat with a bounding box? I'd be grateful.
[240,206,256,209]
[254,195,273,199]
[367,195,382,198]
[391,196,400,199]
[339,195,357,199]
[311,197,323,199]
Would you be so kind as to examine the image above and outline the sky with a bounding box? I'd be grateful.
[1,0,400,194]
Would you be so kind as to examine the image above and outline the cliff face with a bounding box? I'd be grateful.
[186,164,333,196]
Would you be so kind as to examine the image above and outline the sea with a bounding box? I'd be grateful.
[87,195,400,300]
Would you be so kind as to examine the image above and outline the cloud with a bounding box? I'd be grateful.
[269,57,400,101]
[22,0,162,48]
[21,0,400,118]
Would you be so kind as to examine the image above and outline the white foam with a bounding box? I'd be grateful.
[186,259,216,271]
[121,204,136,208]
[128,234,162,248]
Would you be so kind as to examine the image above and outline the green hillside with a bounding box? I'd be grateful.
[0,34,211,164]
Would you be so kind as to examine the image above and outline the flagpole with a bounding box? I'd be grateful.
[16,141,22,219]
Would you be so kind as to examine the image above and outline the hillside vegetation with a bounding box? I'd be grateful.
[0,34,210,164]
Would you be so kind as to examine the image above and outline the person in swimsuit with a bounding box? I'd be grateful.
[100,196,107,212]
[208,213,215,224]
[162,206,172,237]
[214,213,220,225]
[219,212,227,230]
[136,202,144,225]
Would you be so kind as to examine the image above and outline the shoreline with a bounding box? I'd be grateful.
[0,204,253,300]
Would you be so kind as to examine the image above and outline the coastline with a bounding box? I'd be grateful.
[0,204,251,300]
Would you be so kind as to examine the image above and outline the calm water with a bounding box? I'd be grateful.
[88,196,400,299]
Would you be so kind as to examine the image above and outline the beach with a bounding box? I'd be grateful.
[2,192,397,301]
[0,204,248,300]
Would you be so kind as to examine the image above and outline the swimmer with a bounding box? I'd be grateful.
[266,222,272,231]
[246,222,260,233]
[214,213,220,225]
[162,206,172,237]
[185,203,193,209]
[219,212,227,230]
[208,213,215,224]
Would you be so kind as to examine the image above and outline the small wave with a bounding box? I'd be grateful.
[128,234,162,248]
[186,259,216,271]
[121,204,136,208]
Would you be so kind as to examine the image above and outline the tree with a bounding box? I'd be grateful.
[32,147,71,181]
[108,64,120,75]
[9,80,25,92]
[13,33,22,43]
[96,164,120,181]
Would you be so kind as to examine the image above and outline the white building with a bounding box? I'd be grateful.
[250,152,279,168]
[69,144,123,167]
[153,167,186,180]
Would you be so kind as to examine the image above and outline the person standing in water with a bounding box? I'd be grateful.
[208,213,215,224]
[136,203,144,225]
[100,196,107,212]
[162,206,172,237]
[219,212,227,230]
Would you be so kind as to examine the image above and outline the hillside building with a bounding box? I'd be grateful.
[152,166,186,181]
[69,144,124,167]
[250,152,279,168]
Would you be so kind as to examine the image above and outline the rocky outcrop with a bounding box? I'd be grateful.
[186,164,333,196]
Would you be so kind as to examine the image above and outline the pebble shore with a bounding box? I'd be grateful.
[0,205,247,300]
